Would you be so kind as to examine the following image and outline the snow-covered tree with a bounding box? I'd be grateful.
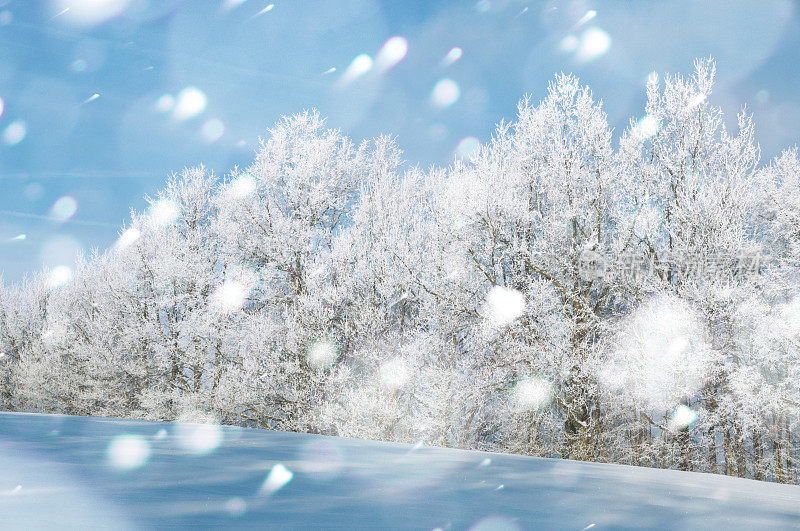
[1,59,798,484]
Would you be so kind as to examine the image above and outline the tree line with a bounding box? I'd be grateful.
[1,59,798,483]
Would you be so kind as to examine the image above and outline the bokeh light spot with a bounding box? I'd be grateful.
[380,357,410,391]
[156,94,175,113]
[24,183,44,201]
[575,9,597,27]
[224,497,247,517]
[173,87,208,121]
[632,114,661,139]
[229,173,257,198]
[70,59,88,72]
[221,0,248,12]
[338,53,373,86]
[298,439,344,481]
[559,34,579,53]
[470,516,521,531]
[148,199,180,227]
[201,118,225,143]
[260,463,293,494]
[251,3,274,18]
[375,36,408,73]
[48,196,79,224]
[576,27,612,62]
[306,340,339,370]
[47,266,73,288]
[52,0,132,27]
[474,0,491,14]
[688,93,707,108]
[107,434,150,470]
[41,235,83,272]
[212,280,250,313]
[2,120,27,146]
[175,420,223,456]
[441,46,463,67]
[455,136,480,159]
[431,78,460,108]
[484,286,525,327]
[513,376,552,411]
[669,404,698,431]
[115,228,141,250]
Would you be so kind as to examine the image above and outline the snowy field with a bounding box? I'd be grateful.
[1,412,799,529]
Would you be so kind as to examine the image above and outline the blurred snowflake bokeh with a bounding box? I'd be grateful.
[0,0,797,282]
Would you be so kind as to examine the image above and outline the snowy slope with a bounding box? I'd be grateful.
[1,413,798,529]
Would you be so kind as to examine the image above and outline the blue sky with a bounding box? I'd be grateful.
[1,0,798,284]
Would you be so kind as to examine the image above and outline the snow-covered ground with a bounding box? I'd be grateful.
[1,413,798,529]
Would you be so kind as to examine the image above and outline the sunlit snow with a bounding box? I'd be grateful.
[4,413,800,527]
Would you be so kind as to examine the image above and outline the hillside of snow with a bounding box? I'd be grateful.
[1,412,798,529]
